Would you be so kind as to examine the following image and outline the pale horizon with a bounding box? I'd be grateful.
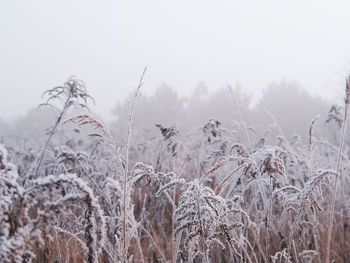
[1,0,350,122]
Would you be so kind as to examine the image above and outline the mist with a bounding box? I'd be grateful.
[1,0,350,122]
[2,1,350,262]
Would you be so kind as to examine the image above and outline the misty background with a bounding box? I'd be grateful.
[1,0,350,142]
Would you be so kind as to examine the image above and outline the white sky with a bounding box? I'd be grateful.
[1,0,350,121]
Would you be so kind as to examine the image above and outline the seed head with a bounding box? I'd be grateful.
[346,75,350,105]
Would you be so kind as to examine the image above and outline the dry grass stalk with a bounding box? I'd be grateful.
[326,75,350,262]
[26,77,93,186]
[122,67,147,261]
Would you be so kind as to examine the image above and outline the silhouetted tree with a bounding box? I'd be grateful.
[255,80,329,139]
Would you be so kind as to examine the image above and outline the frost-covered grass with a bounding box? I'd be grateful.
[0,76,349,263]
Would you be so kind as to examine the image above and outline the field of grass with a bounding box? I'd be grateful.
[1,75,349,262]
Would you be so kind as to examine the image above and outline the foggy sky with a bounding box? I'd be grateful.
[1,0,350,122]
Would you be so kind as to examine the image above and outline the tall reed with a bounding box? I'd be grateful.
[325,76,350,262]
[122,67,147,261]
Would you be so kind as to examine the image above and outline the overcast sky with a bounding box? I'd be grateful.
[1,0,350,122]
